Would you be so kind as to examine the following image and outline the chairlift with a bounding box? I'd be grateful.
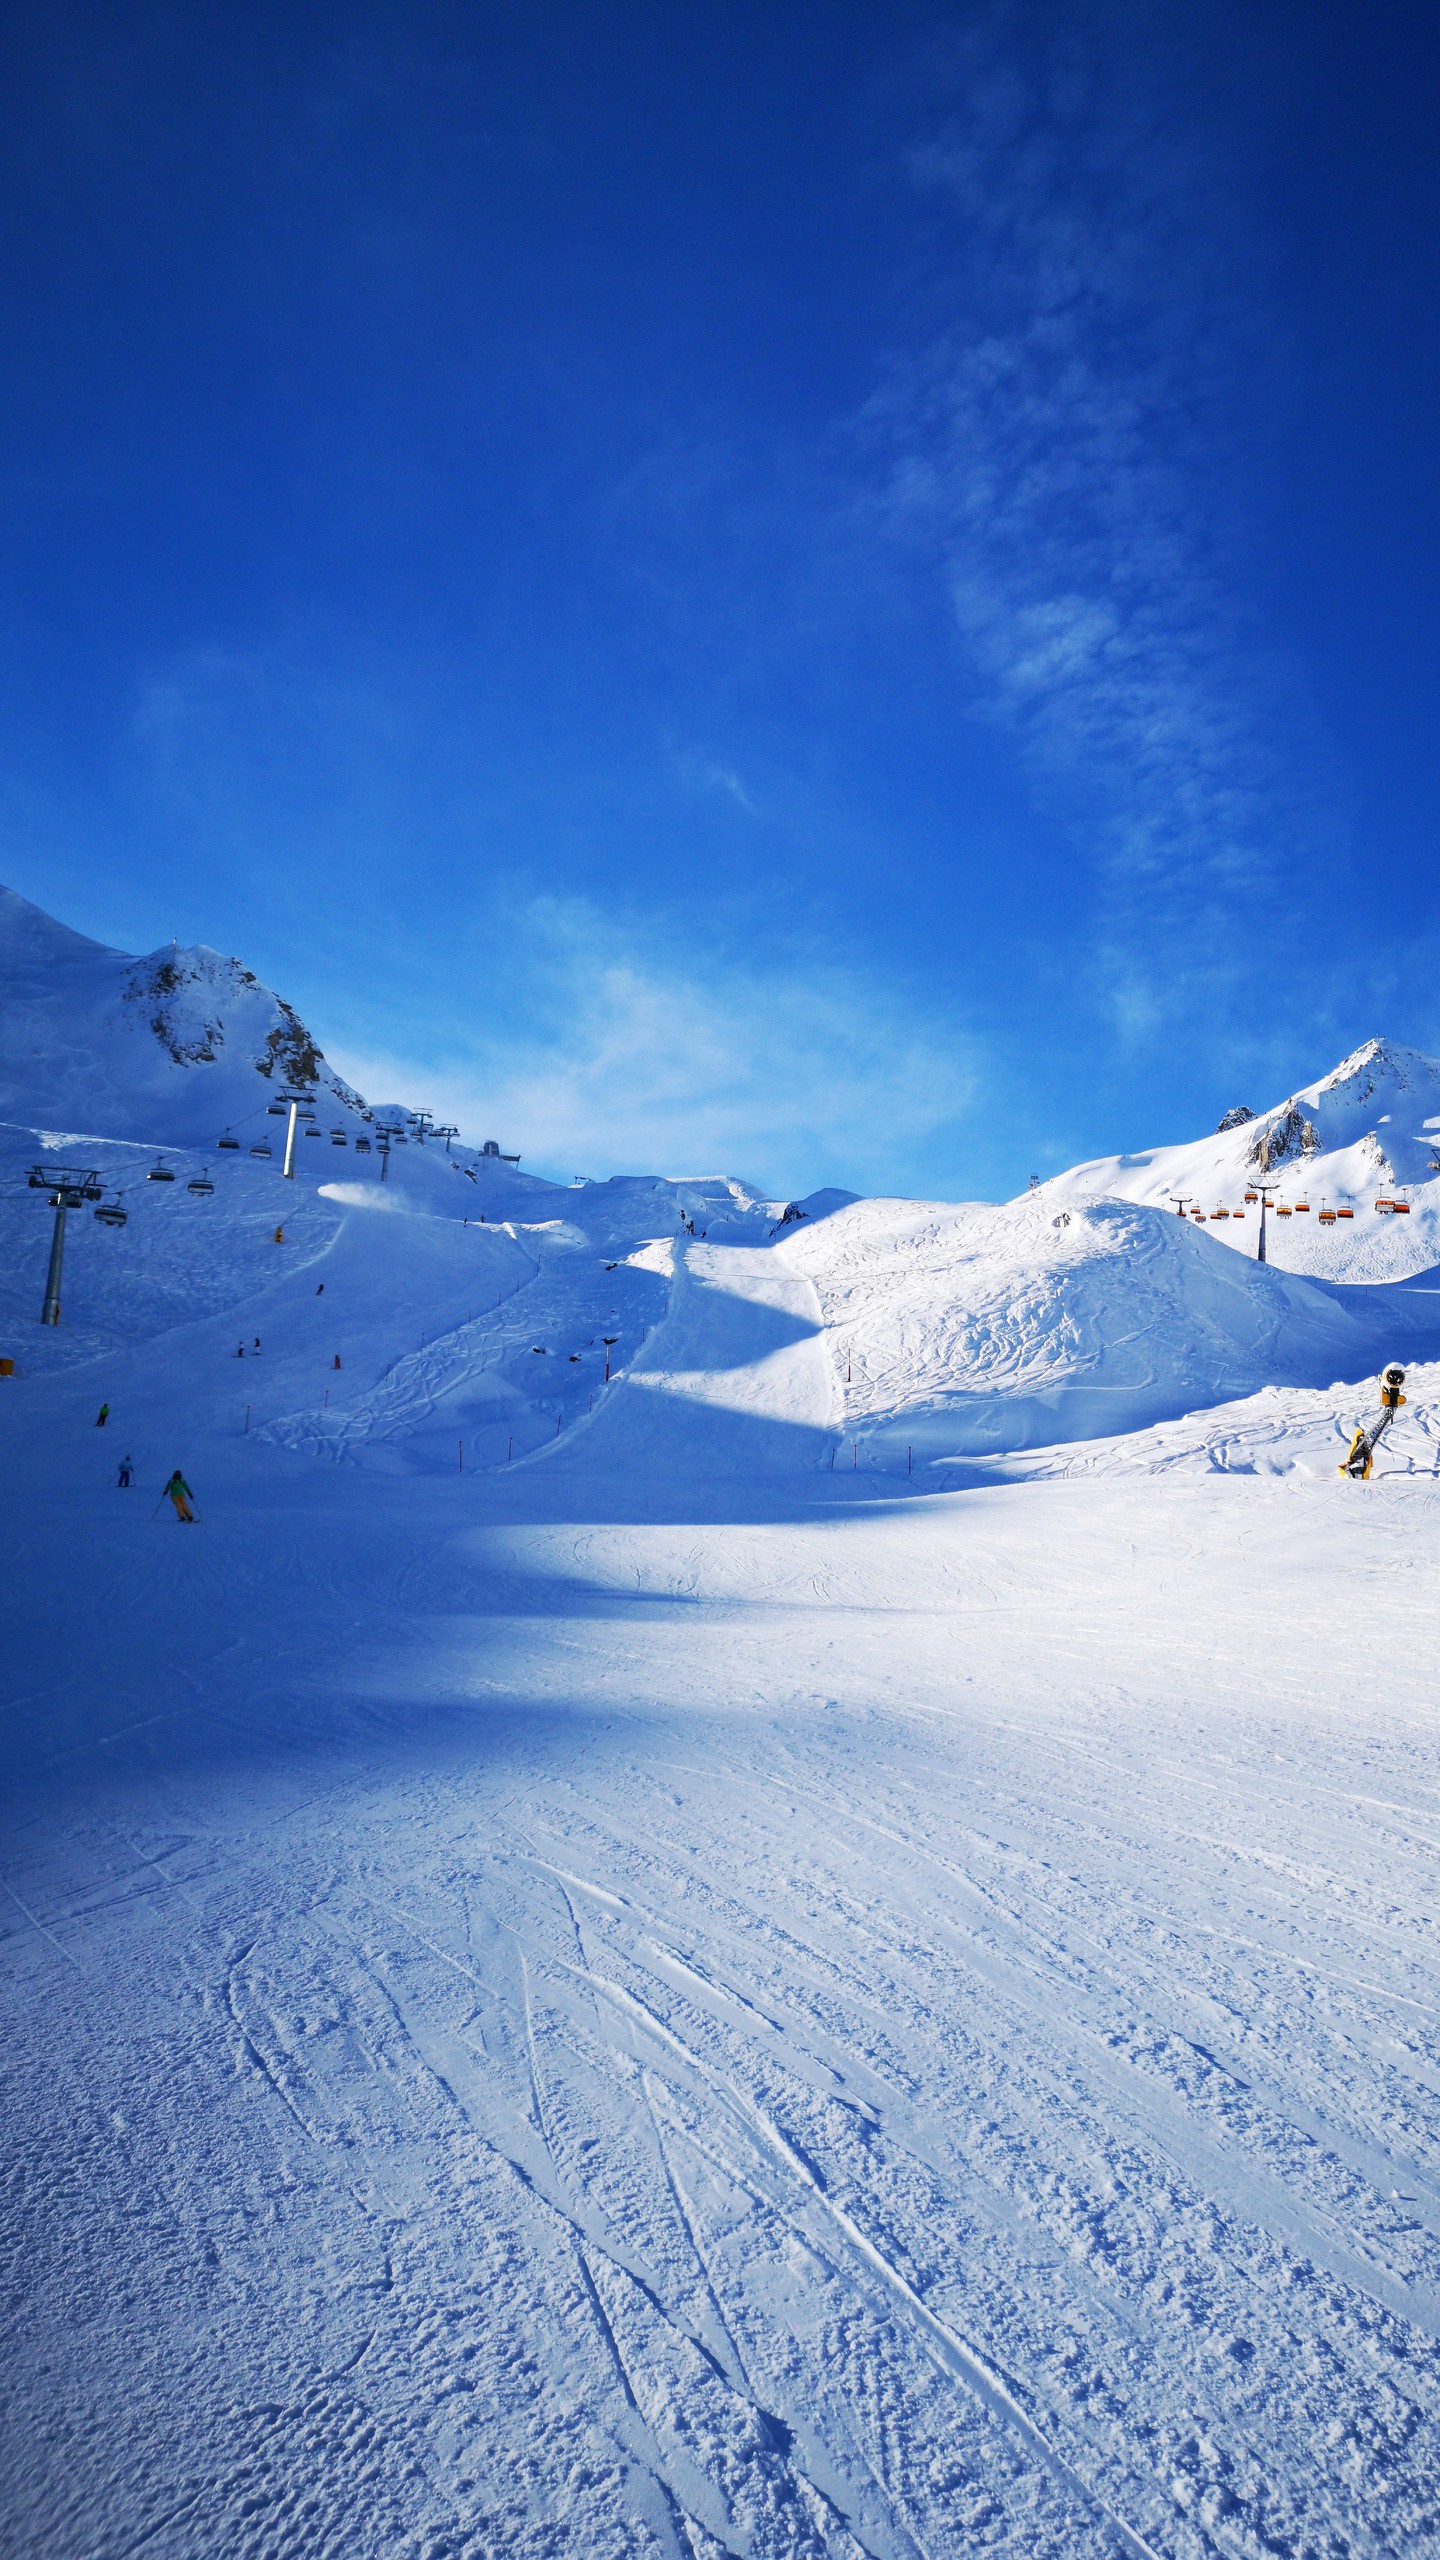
[304,1127,323,1139]
[1394,1200,1412,1214]
[250,1142,272,1158]
[330,1134,347,1146]
[355,1137,371,1153]
[1276,1204,1293,1216]
[217,1133,240,1150]
[1337,1206,1355,1218]
[186,1170,215,1196]
[267,1102,287,1116]
[1294,1200,1311,1213]
[1232,1210,1246,1220]
[1208,1209,1225,1220]
[1376,1199,1394,1214]
[1319,1207,1336,1224]
[147,1159,176,1182]
[94,1202,127,1227]
[1243,1189,1258,1203]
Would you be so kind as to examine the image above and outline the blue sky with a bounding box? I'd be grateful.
[3,1,1439,1197]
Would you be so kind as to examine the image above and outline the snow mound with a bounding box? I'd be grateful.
[780,1190,1440,1467]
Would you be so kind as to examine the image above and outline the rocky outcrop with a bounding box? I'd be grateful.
[1216,1105,1254,1132]
[1247,1103,1321,1171]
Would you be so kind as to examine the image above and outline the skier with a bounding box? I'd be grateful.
[316,1282,325,1295]
[273,1226,284,1244]
[95,1402,109,1427]
[163,1469,195,1522]
[253,1337,261,1353]
[116,1455,133,1488]
[236,1342,245,1357]
[333,1353,342,1369]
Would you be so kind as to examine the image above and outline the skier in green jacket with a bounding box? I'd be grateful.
[164,1470,195,1522]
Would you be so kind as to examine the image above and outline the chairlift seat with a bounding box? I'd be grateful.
[1394,1201,1411,1213]
[94,1205,127,1226]
[187,1177,215,1195]
[250,1143,271,1158]
[267,1103,287,1116]
[217,1136,240,1150]
[148,1165,176,1182]
[1319,1209,1336,1223]
[1337,1207,1354,1218]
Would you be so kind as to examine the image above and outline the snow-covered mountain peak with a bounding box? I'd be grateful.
[1048,1030,1440,1278]
[0,883,367,1144]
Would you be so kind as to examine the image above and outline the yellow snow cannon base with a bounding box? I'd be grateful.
[1341,1427,1373,1480]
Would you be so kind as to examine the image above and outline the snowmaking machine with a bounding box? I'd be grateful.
[1340,1363,1408,1480]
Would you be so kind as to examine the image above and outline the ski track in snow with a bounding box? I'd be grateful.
[5,1099,1440,2554]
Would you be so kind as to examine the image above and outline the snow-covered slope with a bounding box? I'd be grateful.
[1046,1036,1440,1279]
[10,893,1440,2559]
[782,1188,1440,1472]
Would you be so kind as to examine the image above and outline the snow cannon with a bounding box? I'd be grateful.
[1341,1362,1410,1480]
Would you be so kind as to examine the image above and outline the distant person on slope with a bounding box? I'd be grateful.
[117,1455,133,1488]
[95,1402,109,1427]
[163,1469,195,1523]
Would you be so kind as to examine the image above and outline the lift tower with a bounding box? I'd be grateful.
[27,1165,103,1324]
[278,1089,314,1179]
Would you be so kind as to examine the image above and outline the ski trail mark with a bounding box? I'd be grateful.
[0,1871,83,1971]
[578,1965,1168,2560]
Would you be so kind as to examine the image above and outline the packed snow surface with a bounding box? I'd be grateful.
[5,887,1440,2557]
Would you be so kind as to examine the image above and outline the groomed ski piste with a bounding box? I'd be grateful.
[5,885,1440,2559]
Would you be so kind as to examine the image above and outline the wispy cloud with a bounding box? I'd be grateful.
[325,895,979,1195]
[673,748,761,818]
[866,15,1325,1022]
